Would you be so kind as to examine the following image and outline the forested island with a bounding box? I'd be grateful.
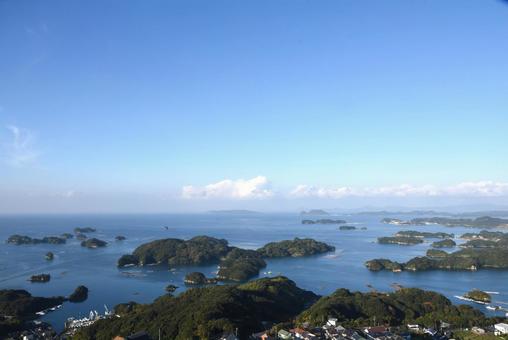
[377,236,423,245]
[382,216,508,228]
[7,235,66,245]
[81,238,108,248]
[366,248,508,272]
[257,238,335,257]
[117,236,334,282]
[432,239,456,248]
[69,285,89,303]
[464,290,491,303]
[72,276,495,340]
[74,227,96,233]
[395,230,454,239]
[28,274,50,283]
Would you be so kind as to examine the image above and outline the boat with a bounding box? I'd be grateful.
[485,291,500,294]
[486,306,497,311]
[36,311,46,316]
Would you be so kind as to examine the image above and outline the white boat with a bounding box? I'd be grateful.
[485,291,500,294]
[486,306,497,310]
[36,311,46,316]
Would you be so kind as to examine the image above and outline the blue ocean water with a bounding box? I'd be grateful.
[1,213,507,332]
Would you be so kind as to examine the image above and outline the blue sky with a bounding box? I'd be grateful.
[1,0,508,212]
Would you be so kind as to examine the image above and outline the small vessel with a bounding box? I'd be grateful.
[36,311,46,316]
[486,306,497,310]
[485,291,500,294]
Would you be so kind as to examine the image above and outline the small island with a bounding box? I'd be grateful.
[184,272,217,285]
[431,239,456,248]
[69,285,89,303]
[257,238,335,257]
[45,252,54,261]
[339,225,356,230]
[377,236,423,245]
[81,238,107,248]
[61,233,74,239]
[464,289,491,303]
[115,235,126,241]
[426,249,449,258]
[7,235,66,245]
[395,230,454,239]
[29,274,51,283]
[302,219,346,225]
[74,227,97,233]
[117,236,230,267]
[165,284,178,294]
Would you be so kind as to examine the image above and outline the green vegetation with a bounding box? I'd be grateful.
[302,219,346,225]
[118,236,333,282]
[432,239,456,248]
[74,227,96,233]
[217,248,266,282]
[118,236,230,267]
[0,290,65,336]
[426,249,449,258]
[366,248,508,271]
[461,240,500,248]
[29,274,50,283]
[81,238,107,248]
[184,272,216,285]
[365,259,403,272]
[69,285,89,303]
[257,238,335,257]
[396,230,454,239]
[464,290,491,303]
[45,252,54,261]
[339,225,356,230]
[73,276,317,340]
[461,230,507,240]
[61,233,73,239]
[296,287,490,329]
[165,285,178,294]
[7,235,66,245]
[377,236,424,245]
[410,216,508,228]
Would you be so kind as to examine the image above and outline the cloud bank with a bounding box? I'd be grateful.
[181,178,508,201]
[289,181,508,199]
[182,176,273,199]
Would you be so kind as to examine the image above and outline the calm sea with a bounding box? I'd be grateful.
[1,213,507,332]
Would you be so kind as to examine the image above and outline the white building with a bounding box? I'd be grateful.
[494,323,508,335]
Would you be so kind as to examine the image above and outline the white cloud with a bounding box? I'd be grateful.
[2,125,39,166]
[289,181,508,199]
[182,176,274,199]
